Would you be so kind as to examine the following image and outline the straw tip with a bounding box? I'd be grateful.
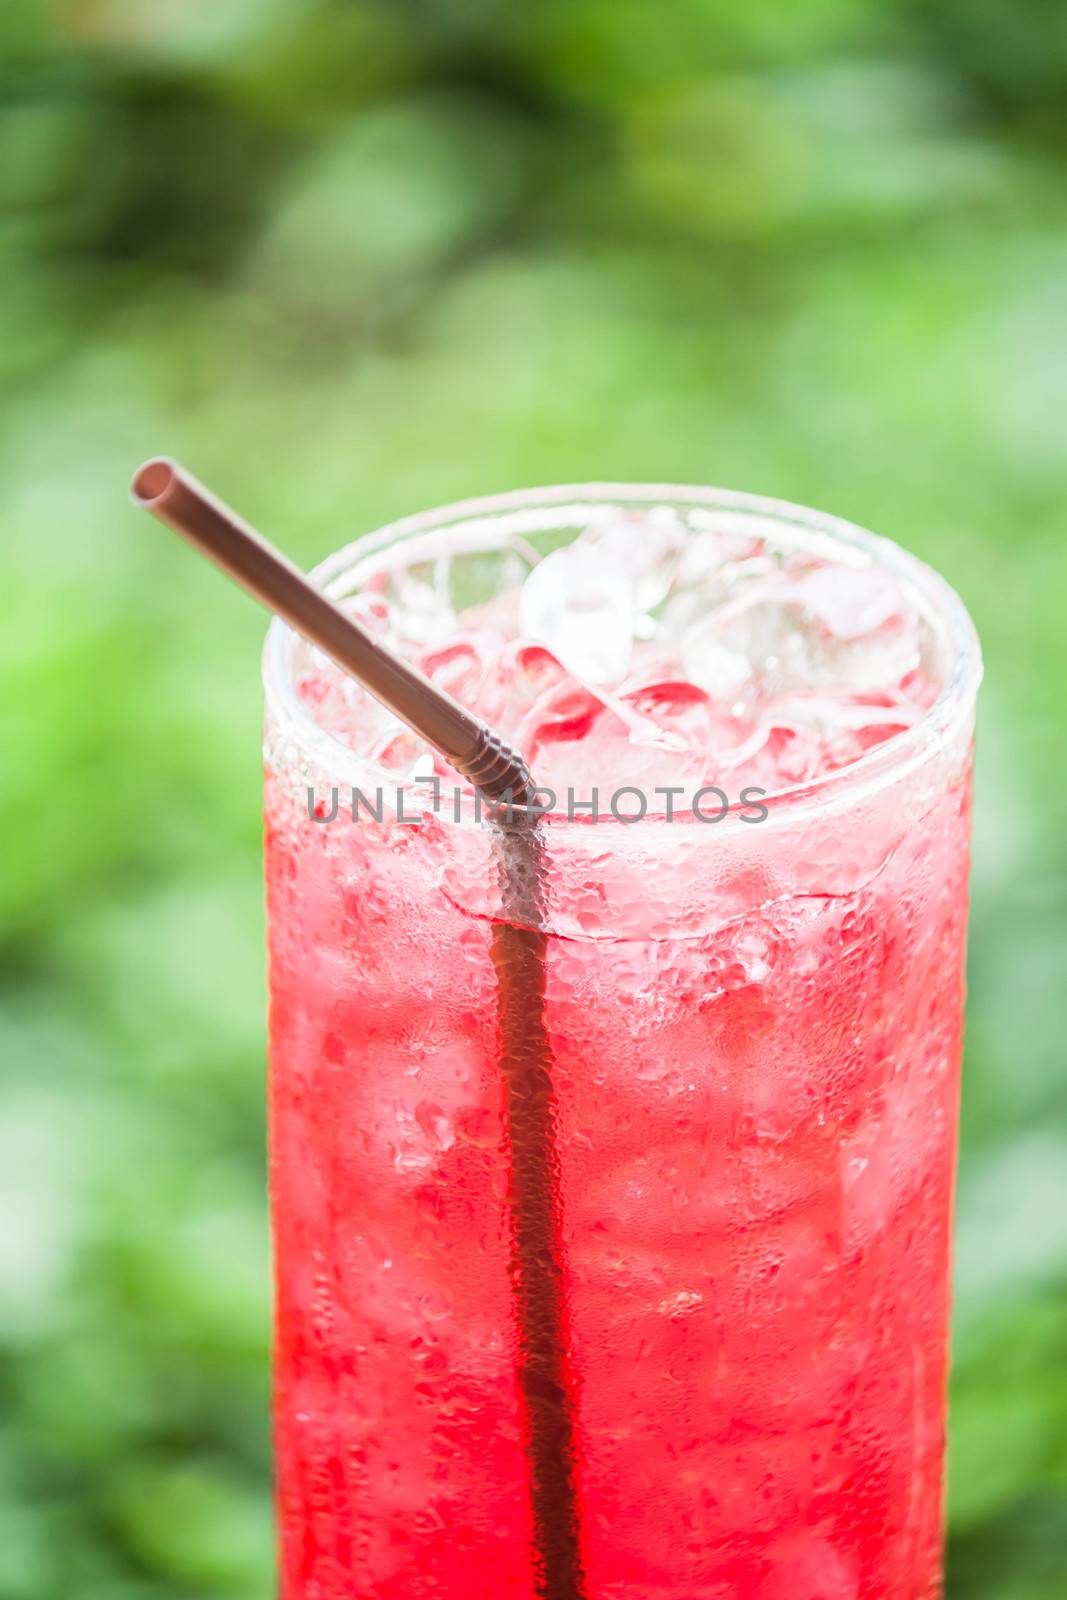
[131,457,178,507]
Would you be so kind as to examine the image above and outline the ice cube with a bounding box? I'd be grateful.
[366,726,427,780]
[710,593,814,697]
[516,678,604,753]
[414,1100,455,1152]
[474,640,569,736]
[519,541,634,685]
[296,639,398,751]
[665,544,778,661]
[581,508,686,614]
[679,617,755,708]
[759,1536,858,1600]
[622,679,715,745]
[621,679,748,760]
[418,630,501,709]
[794,563,904,640]
[795,564,921,693]
[682,566,922,709]
[750,695,912,782]
[384,557,457,647]
[814,622,921,696]
[749,724,828,788]
[344,592,392,636]
[515,676,707,808]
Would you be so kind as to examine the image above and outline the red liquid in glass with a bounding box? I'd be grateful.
[266,769,971,1598]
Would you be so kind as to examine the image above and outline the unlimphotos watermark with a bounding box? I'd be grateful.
[306,780,770,826]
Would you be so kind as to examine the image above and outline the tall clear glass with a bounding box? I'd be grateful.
[263,486,980,1600]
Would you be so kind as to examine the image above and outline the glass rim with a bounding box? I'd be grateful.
[262,482,982,830]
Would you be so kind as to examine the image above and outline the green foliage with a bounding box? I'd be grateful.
[1,1,1064,1593]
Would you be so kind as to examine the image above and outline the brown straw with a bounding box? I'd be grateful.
[132,458,587,1599]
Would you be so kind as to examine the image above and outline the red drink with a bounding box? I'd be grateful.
[264,487,980,1598]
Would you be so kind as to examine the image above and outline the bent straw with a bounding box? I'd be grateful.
[132,458,587,1600]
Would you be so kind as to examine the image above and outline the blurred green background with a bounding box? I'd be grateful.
[2,2,1065,1596]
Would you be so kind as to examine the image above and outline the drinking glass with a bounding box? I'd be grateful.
[263,486,980,1599]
